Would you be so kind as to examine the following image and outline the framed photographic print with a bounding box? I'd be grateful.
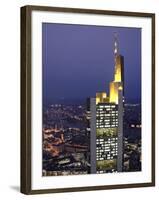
[21,5,155,194]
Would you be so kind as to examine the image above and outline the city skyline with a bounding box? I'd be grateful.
[42,23,141,105]
[42,26,141,176]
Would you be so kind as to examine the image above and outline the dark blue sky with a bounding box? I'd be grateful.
[42,23,141,105]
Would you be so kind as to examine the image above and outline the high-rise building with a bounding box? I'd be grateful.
[87,33,124,174]
[96,102,118,173]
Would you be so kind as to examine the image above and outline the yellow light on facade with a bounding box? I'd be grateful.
[114,73,121,82]
[109,82,119,104]
[96,97,100,105]
[118,86,123,90]
[114,56,123,82]
[96,92,107,104]
[102,93,106,99]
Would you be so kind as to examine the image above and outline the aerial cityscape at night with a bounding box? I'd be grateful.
[42,23,141,176]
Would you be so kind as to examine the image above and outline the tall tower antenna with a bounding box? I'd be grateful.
[114,32,119,57]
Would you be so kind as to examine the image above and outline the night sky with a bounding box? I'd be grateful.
[42,23,141,105]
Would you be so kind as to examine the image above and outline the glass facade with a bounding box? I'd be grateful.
[96,103,118,173]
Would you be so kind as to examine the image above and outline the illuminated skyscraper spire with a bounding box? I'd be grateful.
[109,33,124,104]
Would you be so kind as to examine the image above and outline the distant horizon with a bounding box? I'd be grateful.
[43,97,141,107]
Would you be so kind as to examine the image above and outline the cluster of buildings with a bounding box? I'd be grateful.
[42,105,90,176]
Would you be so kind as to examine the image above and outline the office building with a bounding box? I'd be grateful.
[87,33,124,173]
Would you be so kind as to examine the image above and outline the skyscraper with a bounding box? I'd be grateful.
[87,33,124,174]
